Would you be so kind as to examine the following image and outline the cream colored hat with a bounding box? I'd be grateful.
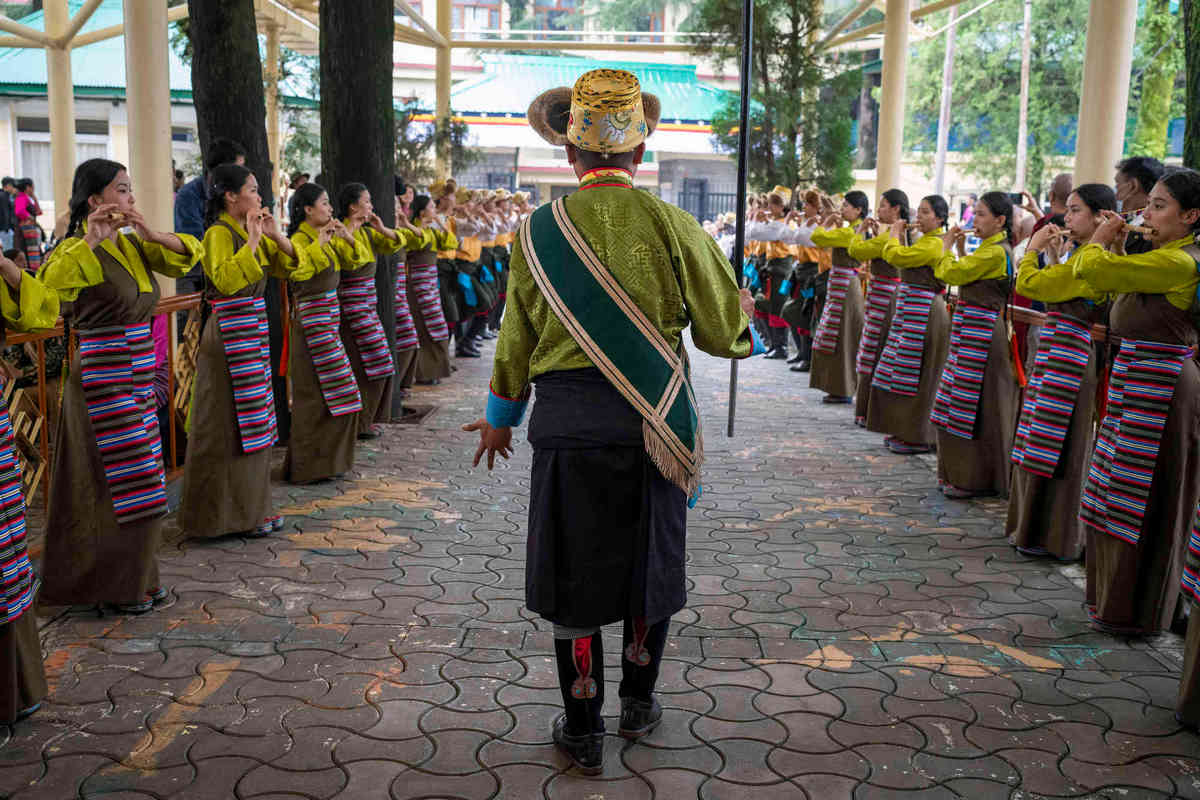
[528,68,661,156]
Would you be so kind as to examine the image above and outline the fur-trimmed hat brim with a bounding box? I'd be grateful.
[527,86,661,148]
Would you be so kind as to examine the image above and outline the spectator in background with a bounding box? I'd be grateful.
[173,169,185,193]
[0,178,16,250]
[13,179,42,272]
[961,194,977,228]
[173,137,247,297]
[1114,156,1164,255]
[1024,173,1072,234]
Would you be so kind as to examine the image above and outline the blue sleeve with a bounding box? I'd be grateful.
[749,325,767,356]
[485,385,530,428]
[174,179,206,238]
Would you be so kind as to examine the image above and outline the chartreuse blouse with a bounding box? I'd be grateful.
[1073,237,1199,311]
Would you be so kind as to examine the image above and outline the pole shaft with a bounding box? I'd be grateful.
[727,0,754,438]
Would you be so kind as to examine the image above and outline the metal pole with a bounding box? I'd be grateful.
[1014,0,1032,190]
[932,4,957,196]
[727,0,754,438]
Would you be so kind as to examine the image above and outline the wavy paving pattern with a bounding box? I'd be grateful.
[2,340,1199,799]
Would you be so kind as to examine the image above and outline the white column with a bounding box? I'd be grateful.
[436,0,451,179]
[875,0,911,195]
[1074,0,1138,185]
[44,0,75,216]
[264,22,281,215]
[122,1,173,274]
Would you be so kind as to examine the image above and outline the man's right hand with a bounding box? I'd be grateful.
[738,288,755,316]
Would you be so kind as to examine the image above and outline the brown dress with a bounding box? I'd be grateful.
[935,278,1020,495]
[1179,596,1200,725]
[285,264,359,483]
[179,223,274,538]
[41,250,163,605]
[866,265,950,445]
[855,258,900,420]
[0,604,46,723]
[1006,299,1100,559]
[1088,294,1200,634]
[409,248,452,382]
[809,250,864,398]
[339,258,393,435]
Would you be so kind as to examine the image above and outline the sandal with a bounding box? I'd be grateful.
[114,596,154,615]
[148,586,170,604]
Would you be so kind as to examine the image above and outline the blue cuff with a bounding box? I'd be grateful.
[687,484,703,509]
[486,388,529,428]
[749,325,767,356]
[779,279,792,295]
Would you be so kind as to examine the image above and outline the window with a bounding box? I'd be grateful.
[17,116,108,135]
[171,127,194,144]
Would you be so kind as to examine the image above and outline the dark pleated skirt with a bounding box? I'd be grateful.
[0,606,47,724]
[526,369,687,629]
[1178,608,1200,726]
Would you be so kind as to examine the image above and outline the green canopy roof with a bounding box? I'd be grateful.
[446,55,732,123]
[0,0,315,107]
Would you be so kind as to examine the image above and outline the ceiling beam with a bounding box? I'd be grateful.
[450,39,695,52]
[819,0,876,49]
[822,0,969,50]
[56,0,104,47]
[0,13,54,46]
[70,3,189,48]
[394,0,448,48]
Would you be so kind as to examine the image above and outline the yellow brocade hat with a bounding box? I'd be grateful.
[769,185,793,207]
[528,69,661,156]
[429,180,448,199]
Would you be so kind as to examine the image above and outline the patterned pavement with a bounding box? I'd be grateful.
[4,337,1200,799]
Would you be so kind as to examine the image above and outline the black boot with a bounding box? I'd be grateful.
[553,634,605,772]
[763,327,788,359]
[791,333,812,372]
[618,617,668,739]
[787,329,805,363]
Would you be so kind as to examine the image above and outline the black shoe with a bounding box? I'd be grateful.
[618,696,662,740]
[551,713,604,775]
[787,352,804,364]
[455,349,481,358]
[481,330,498,340]
[791,360,811,372]
[763,348,788,360]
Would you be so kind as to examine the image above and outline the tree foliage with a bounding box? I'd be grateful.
[905,0,1185,193]
[686,0,853,190]
[394,99,481,186]
[1129,0,1183,159]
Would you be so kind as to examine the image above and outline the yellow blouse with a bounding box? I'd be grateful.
[1015,248,1104,304]
[203,211,314,296]
[881,228,947,269]
[39,225,203,302]
[934,232,1010,286]
[0,272,59,332]
[810,225,862,250]
[847,232,889,262]
[1073,236,1199,311]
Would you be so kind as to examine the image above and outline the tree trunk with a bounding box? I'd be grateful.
[319,0,399,416]
[1132,0,1178,160]
[856,50,878,170]
[186,0,289,439]
[1188,0,1200,170]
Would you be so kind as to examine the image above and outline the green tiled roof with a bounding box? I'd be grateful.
[448,55,732,123]
[0,0,316,108]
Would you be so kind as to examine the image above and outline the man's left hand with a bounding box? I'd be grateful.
[463,419,513,469]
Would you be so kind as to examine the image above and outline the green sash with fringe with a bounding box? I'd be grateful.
[521,197,703,502]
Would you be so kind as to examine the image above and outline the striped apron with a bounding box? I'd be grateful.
[0,384,32,625]
[294,290,363,417]
[409,261,451,342]
[1080,338,1195,545]
[812,265,856,355]
[1181,499,1200,604]
[1011,312,1092,477]
[930,303,1001,439]
[210,295,278,454]
[78,322,168,525]
[871,285,939,397]
[394,263,419,352]
[338,273,395,380]
[856,273,901,376]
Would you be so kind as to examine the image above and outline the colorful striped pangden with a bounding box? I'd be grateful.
[871,285,938,397]
[1080,338,1194,546]
[338,273,396,380]
[211,295,278,454]
[813,265,856,355]
[408,263,451,342]
[930,302,1000,440]
[295,290,363,417]
[0,393,32,625]
[78,322,168,525]
[856,274,900,377]
[1011,313,1092,477]
[393,264,419,352]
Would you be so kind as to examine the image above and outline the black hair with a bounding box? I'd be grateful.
[287,182,327,237]
[1070,183,1117,215]
[65,158,125,239]
[174,169,184,180]
[205,137,247,173]
[394,176,407,197]
[844,190,869,219]
[1116,156,1165,195]
[881,188,910,222]
[15,178,33,192]
[205,164,254,229]
[979,191,1014,244]
[410,194,433,223]
[335,182,368,221]
[921,194,949,227]
[570,145,640,174]
[1158,167,1200,232]
[3,249,20,261]
[1,177,13,188]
